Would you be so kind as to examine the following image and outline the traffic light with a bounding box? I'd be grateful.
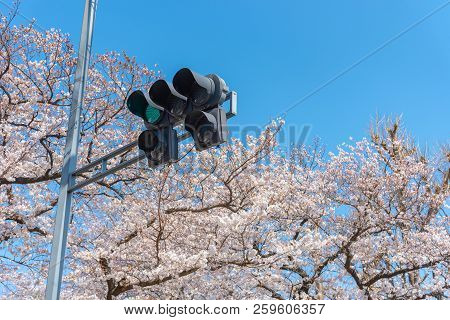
[184,107,227,151]
[126,89,178,167]
[172,68,228,110]
[148,80,188,120]
[126,90,163,125]
[172,68,229,150]
[127,68,233,167]
[137,127,178,168]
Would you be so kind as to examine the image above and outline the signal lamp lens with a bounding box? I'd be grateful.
[198,126,214,144]
[145,106,161,123]
[138,130,158,153]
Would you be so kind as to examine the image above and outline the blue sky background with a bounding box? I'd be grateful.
[3,0,450,152]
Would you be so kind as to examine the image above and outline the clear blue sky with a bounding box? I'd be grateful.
[5,0,450,151]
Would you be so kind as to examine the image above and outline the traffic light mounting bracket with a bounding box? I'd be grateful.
[68,91,237,192]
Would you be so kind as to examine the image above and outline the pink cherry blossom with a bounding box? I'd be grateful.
[0,10,448,300]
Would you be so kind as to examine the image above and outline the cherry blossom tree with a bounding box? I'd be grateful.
[1,9,449,300]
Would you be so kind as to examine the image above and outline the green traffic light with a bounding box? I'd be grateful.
[127,90,161,124]
[145,106,161,124]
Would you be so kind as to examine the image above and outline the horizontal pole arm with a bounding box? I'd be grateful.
[72,140,138,176]
[69,153,144,192]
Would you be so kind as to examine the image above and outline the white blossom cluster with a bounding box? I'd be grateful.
[0,13,448,300]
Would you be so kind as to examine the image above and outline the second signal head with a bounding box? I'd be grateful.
[148,79,187,119]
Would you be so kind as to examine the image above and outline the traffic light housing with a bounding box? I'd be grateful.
[185,106,227,151]
[148,80,188,120]
[172,68,229,150]
[127,68,234,167]
[127,89,179,167]
[137,127,178,168]
[173,68,228,110]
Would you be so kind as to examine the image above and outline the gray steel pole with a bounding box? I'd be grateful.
[45,0,98,300]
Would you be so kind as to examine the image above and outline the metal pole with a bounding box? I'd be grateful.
[45,0,97,300]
